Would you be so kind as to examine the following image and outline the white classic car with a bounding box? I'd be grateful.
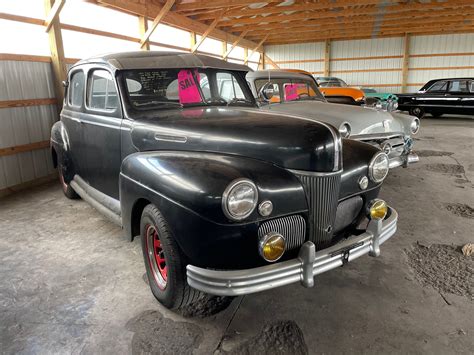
[246,70,419,169]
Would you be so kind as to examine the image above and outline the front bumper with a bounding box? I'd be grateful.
[389,152,419,169]
[187,207,398,296]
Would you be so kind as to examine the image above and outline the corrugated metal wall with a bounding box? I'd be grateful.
[409,33,474,89]
[0,60,57,192]
[265,33,474,94]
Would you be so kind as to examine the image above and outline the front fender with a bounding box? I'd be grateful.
[391,112,419,137]
[50,121,74,181]
[119,151,307,267]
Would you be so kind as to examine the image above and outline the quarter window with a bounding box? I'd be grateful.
[69,71,85,107]
[88,70,118,110]
[216,72,245,102]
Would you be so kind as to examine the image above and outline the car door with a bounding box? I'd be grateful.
[446,79,470,114]
[81,67,122,199]
[61,68,88,178]
[419,80,448,111]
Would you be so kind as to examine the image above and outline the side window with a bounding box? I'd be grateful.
[88,69,118,111]
[449,80,468,93]
[470,81,474,93]
[69,71,85,107]
[216,72,245,102]
[427,80,448,93]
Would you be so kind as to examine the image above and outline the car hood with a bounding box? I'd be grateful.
[129,106,341,172]
[260,101,406,137]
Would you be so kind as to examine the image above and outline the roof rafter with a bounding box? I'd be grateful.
[140,0,175,48]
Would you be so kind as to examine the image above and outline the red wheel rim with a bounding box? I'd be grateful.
[145,224,168,290]
[58,167,68,193]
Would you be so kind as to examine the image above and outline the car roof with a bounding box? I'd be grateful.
[71,51,251,72]
[247,70,314,81]
[428,77,474,81]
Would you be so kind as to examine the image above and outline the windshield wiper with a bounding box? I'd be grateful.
[205,98,228,106]
[133,100,183,108]
[227,98,254,106]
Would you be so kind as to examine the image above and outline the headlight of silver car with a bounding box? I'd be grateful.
[369,152,389,183]
[338,123,351,138]
[222,179,258,220]
[410,118,420,134]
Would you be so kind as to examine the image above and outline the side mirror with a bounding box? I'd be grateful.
[258,83,274,102]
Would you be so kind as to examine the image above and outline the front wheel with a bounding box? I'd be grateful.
[58,164,79,199]
[409,107,425,118]
[140,204,202,309]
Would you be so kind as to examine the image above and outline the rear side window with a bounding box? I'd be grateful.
[69,71,85,107]
[88,69,118,111]
[448,80,469,93]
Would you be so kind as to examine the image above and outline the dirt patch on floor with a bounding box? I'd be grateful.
[126,310,203,354]
[425,163,465,175]
[406,243,473,300]
[417,150,454,157]
[225,320,308,355]
[445,203,474,219]
[178,295,235,318]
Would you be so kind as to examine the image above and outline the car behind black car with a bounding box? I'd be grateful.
[51,51,398,310]
[398,78,474,118]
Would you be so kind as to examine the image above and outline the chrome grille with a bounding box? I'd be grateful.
[293,171,341,247]
[258,215,306,251]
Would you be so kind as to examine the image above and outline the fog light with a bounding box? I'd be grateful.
[369,199,388,220]
[259,232,285,262]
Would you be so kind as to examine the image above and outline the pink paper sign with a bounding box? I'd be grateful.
[178,69,202,104]
[284,83,299,101]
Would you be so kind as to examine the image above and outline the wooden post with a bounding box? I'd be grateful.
[140,0,175,48]
[138,16,150,50]
[244,47,248,65]
[401,33,410,93]
[190,32,196,50]
[324,39,330,76]
[44,0,67,107]
[222,40,227,60]
[259,49,265,69]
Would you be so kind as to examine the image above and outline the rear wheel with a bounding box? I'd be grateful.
[409,107,425,118]
[58,164,79,199]
[140,204,202,309]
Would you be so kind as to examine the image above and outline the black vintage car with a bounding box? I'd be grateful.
[51,51,398,310]
[398,78,474,118]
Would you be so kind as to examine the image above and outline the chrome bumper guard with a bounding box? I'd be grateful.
[389,152,419,169]
[187,207,398,296]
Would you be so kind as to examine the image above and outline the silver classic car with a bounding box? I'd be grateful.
[247,70,420,169]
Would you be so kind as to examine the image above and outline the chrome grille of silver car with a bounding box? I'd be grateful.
[293,171,342,248]
[258,215,306,251]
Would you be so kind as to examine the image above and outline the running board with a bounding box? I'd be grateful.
[70,175,122,227]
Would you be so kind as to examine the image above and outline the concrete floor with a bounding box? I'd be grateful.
[0,116,473,355]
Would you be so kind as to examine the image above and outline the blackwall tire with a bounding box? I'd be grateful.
[58,165,79,199]
[409,107,425,118]
[140,204,202,310]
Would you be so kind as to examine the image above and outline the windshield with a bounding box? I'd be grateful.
[121,68,255,110]
[316,77,348,87]
[254,77,325,103]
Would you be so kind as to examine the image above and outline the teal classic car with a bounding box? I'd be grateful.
[362,88,398,111]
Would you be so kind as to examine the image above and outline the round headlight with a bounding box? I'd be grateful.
[410,118,420,134]
[369,152,389,183]
[222,179,258,221]
[339,123,351,138]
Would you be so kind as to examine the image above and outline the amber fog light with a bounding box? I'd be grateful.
[369,199,388,220]
[259,232,286,262]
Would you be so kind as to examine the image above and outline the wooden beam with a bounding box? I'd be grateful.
[401,33,410,93]
[175,0,280,12]
[263,54,279,69]
[245,34,268,65]
[97,0,259,49]
[140,0,175,48]
[0,98,57,109]
[324,39,330,77]
[0,141,50,157]
[0,12,44,25]
[138,16,150,50]
[0,54,52,63]
[44,0,65,32]
[44,0,67,107]
[191,9,227,53]
[0,173,57,199]
[223,30,248,59]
